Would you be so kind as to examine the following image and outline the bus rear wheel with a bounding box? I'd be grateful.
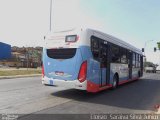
[112,74,118,89]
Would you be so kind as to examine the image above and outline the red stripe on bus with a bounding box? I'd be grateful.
[87,81,112,93]
[118,77,139,85]
[87,77,139,93]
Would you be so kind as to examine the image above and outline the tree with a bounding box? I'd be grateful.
[144,61,155,67]
[157,42,160,50]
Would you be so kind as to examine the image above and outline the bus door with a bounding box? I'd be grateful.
[128,51,132,79]
[99,41,110,87]
[91,37,110,87]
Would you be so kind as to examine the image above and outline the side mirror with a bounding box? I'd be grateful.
[142,48,144,52]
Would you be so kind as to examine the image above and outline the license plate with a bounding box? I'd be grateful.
[50,80,53,85]
[55,71,64,76]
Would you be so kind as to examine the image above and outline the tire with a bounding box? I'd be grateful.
[112,75,118,89]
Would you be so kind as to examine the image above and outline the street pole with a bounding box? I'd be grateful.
[50,0,52,32]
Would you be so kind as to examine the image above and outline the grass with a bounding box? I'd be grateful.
[0,69,42,76]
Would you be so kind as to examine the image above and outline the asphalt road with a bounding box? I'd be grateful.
[0,73,160,119]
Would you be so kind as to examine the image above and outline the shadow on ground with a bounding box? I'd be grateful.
[52,78,160,111]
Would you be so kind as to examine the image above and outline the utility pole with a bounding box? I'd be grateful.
[50,0,53,32]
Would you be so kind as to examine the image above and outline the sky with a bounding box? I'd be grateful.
[0,0,160,64]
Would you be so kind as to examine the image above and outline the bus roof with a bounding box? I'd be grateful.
[45,28,143,55]
[88,28,143,55]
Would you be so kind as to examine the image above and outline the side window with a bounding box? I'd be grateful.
[139,55,141,62]
[137,54,140,68]
[91,37,99,59]
[134,53,140,68]
[111,45,120,63]
[136,54,139,67]
[99,41,107,58]
[120,48,127,64]
[132,53,136,67]
[127,50,131,64]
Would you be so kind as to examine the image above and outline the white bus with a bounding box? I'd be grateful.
[42,28,143,93]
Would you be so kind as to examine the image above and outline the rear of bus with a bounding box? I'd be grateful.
[42,29,91,90]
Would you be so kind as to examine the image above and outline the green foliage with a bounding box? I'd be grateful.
[144,61,155,67]
[157,42,160,49]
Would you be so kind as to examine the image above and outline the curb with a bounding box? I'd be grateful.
[0,74,41,80]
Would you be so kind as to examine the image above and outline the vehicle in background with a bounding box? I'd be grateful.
[145,66,156,73]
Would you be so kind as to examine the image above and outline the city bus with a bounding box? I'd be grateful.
[42,28,143,93]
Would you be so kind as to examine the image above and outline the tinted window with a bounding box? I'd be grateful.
[91,37,99,59]
[136,54,140,68]
[91,38,99,51]
[47,48,76,59]
[132,53,136,67]
[139,55,141,61]
[111,45,120,63]
[120,48,127,64]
